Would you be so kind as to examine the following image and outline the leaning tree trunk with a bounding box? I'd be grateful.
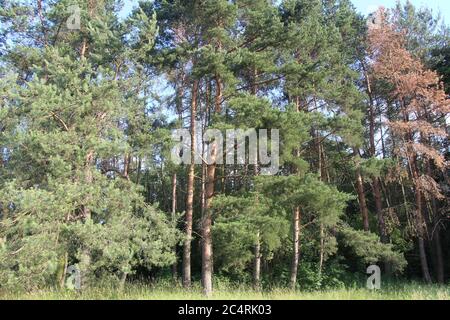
[353,148,370,232]
[364,67,389,244]
[183,80,198,288]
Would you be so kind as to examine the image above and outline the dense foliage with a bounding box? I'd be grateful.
[0,0,448,294]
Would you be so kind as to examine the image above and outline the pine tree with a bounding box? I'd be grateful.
[368,8,449,283]
[0,0,178,290]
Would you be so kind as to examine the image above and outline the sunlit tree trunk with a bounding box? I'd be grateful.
[183,80,198,288]
[171,173,178,281]
[202,76,222,296]
[290,207,301,289]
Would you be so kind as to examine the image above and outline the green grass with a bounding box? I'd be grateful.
[1,282,449,300]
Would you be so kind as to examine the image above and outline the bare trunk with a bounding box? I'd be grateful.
[123,153,131,180]
[120,272,128,291]
[202,76,222,296]
[58,252,69,289]
[411,158,432,284]
[356,169,370,232]
[290,207,301,289]
[290,98,302,290]
[183,80,198,288]
[433,225,445,283]
[418,237,432,284]
[80,151,94,290]
[426,162,445,283]
[364,66,388,244]
[171,173,178,282]
[318,223,325,274]
[253,231,261,291]
[202,159,215,296]
[372,167,388,243]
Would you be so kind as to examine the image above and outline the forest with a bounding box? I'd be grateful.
[0,0,449,299]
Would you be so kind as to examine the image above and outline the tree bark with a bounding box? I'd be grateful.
[318,223,325,274]
[432,225,445,283]
[290,97,302,290]
[80,150,94,290]
[363,66,389,243]
[426,161,445,283]
[183,80,198,288]
[253,231,261,291]
[202,76,222,296]
[356,168,370,232]
[411,157,432,284]
[203,154,216,296]
[172,173,178,282]
[290,207,301,290]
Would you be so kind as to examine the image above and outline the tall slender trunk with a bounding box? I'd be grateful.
[318,140,325,274]
[356,168,370,232]
[319,224,325,275]
[123,153,131,180]
[80,150,94,290]
[253,231,261,291]
[290,98,302,289]
[433,225,445,283]
[410,157,432,284]
[418,237,432,284]
[426,161,445,283]
[136,157,142,185]
[202,76,222,296]
[353,148,370,232]
[203,155,216,296]
[364,67,388,243]
[183,80,198,288]
[58,252,69,289]
[172,173,178,282]
[290,207,301,289]
[251,69,261,290]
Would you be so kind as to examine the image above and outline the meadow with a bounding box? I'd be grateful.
[1,282,448,300]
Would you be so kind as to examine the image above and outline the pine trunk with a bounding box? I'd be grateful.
[433,226,445,283]
[290,207,301,289]
[356,169,370,232]
[412,159,432,284]
[364,67,388,243]
[426,162,445,283]
[253,231,261,291]
[202,76,222,296]
[202,160,215,296]
[171,173,178,282]
[183,80,198,288]
[290,98,302,290]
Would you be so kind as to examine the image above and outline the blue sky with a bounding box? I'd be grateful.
[352,0,449,22]
[121,0,449,22]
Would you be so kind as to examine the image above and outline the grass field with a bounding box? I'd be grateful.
[1,282,449,300]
